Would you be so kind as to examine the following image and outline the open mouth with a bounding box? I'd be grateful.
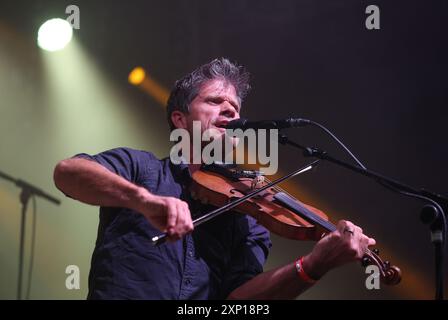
[214,124,227,130]
[214,121,230,129]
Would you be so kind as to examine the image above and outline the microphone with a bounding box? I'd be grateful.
[225,118,311,130]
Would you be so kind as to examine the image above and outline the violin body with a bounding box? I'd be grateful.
[191,169,328,241]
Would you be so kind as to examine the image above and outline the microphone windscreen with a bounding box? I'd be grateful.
[225,118,248,129]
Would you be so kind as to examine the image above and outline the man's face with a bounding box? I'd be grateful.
[174,79,241,147]
[187,79,240,133]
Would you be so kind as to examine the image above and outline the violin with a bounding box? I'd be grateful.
[187,163,402,286]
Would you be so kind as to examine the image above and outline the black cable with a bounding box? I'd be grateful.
[308,120,367,170]
[25,196,37,300]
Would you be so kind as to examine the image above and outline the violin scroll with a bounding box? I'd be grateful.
[362,249,401,285]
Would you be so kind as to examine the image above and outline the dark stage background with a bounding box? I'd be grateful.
[0,0,447,299]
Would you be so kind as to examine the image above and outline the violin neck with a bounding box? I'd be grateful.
[273,192,336,232]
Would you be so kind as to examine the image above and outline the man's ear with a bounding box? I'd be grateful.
[171,110,188,130]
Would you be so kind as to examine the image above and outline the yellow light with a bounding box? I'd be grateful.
[128,67,146,85]
[128,67,170,106]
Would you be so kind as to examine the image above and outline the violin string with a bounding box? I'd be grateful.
[243,175,305,218]
[263,178,335,229]
[263,177,296,199]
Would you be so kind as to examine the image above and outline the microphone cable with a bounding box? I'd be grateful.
[306,119,367,170]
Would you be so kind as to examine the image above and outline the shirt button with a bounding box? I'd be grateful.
[188,251,194,258]
[185,278,191,285]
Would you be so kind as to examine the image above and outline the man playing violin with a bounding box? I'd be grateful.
[53,57,376,299]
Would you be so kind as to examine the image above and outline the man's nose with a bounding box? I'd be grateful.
[220,102,238,119]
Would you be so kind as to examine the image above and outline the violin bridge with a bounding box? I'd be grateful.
[251,175,265,190]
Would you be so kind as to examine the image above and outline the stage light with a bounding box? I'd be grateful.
[128,66,169,106]
[128,67,146,85]
[37,18,73,52]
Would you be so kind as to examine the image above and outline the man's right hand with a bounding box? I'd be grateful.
[136,190,194,242]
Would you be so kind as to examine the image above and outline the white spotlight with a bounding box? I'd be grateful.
[37,18,73,52]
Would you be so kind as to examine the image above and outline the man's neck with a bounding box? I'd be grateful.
[186,142,204,175]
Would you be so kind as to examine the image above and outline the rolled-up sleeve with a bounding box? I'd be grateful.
[74,147,151,183]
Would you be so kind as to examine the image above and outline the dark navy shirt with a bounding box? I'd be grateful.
[75,147,271,299]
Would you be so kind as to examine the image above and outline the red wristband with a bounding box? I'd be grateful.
[295,257,317,284]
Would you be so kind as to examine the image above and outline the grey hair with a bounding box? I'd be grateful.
[166,57,251,131]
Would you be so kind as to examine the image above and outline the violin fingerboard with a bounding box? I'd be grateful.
[273,192,336,232]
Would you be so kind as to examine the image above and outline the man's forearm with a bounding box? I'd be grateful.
[227,258,316,300]
[53,157,148,211]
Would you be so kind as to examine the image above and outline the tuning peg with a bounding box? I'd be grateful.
[361,256,371,267]
[373,248,380,255]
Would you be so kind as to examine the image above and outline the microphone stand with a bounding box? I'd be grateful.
[0,170,61,300]
[278,133,446,300]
